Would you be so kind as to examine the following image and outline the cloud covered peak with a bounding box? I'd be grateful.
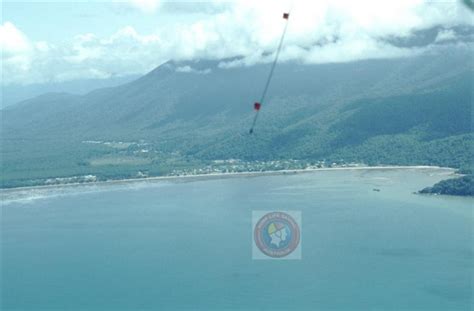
[2,0,473,85]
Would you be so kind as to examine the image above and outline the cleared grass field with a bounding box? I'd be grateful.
[89,156,152,166]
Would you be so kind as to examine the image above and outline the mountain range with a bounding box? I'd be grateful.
[0,75,140,110]
[1,47,473,187]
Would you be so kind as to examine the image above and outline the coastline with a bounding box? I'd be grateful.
[0,165,456,194]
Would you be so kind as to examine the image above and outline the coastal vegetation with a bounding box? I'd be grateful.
[419,175,474,196]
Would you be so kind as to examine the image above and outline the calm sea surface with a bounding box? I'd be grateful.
[1,168,473,310]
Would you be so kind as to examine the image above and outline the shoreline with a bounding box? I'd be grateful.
[0,165,456,193]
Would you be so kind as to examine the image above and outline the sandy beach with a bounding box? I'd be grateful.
[0,165,457,194]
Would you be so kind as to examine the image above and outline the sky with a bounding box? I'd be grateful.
[1,0,473,86]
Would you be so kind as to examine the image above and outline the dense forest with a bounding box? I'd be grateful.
[419,175,474,196]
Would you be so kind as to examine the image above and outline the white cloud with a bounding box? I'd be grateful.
[0,22,31,53]
[35,41,50,52]
[128,0,162,13]
[2,1,473,85]
[0,22,34,83]
[435,29,457,43]
[175,65,211,74]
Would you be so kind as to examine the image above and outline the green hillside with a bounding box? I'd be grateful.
[1,49,473,188]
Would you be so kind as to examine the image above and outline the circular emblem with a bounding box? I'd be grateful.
[254,211,300,258]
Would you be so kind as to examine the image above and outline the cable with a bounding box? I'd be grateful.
[249,11,291,134]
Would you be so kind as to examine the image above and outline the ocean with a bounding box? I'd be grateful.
[1,168,473,310]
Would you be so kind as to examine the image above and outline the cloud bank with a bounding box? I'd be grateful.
[1,0,473,85]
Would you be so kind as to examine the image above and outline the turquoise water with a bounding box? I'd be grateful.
[2,169,473,310]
